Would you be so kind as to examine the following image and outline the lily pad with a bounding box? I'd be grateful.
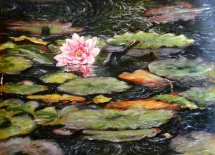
[144,2,210,23]
[92,95,112,104]
[106,99,180,110]
[0,83,47,95]
[0,42,16,51]
[107,31,194,49]
[152,94,198,109]
[180,87,215,107]
[5,20,84,36]
[83,129,160,142]
[27,94,86,104]
[170,131,215,155]
[0,99,24,108]
[0,137,63,155]
[33,107,58,125]
[40,72,77,84]
[57,77,131,96]
[62,109,174,130]
[148,57,215,85]
[0,116,36,140]
[10,36,48,45]
[118,70,170,89]
[7,45,54,64]
[0,56,32,74]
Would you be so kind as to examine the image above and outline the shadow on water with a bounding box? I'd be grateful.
[1,0,215,155]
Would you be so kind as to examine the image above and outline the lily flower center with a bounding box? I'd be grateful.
[75,49,83,58]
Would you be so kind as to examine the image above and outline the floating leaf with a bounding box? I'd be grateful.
[0,42,16,51]
[0,56,32,74]
[63,109,174,130]
[10,35,48,45]
[40,72,77,84]
[0,99,24,108]
[58,77,131,96]
[83,129,160,142]
[0,137,63,155]
[47,106,78,126]
[107,31,194,49]
[0,83,47,95]
[152,94,198,109]
[27,94,86,104]
[33,107,58,125]
[7,46,54,64]
[144,2,210,23]
[119,70,170,89]
[170,131,215,155]
[180,86,215,107]
[93,95,112,104]
[0,116,36,140]
[106,99,180,110]
[149,57,215,85]
[5,20,84,36]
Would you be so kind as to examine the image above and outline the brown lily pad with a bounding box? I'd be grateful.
[144,2,210,23]
[106,99,180,110]
[27,94,86,104]
[118,70,171,89]
[5,20,84,36]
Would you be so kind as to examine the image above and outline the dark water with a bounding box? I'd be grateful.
[0,0,215,155]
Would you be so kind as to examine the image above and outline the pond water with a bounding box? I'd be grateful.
[0,0,215,155]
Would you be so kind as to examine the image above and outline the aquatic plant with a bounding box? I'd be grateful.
[54,33,100,66]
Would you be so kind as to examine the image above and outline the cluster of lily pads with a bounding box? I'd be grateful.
[0,27,215,154]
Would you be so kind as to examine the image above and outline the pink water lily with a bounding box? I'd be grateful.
[54,33,100,66]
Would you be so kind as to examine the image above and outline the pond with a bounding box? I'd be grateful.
[0,0,215,155]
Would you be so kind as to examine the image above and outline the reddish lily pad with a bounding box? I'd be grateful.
[0,56,32,74]
[170,131,215,155]
[0,83,47,95]
[83,129,161,142]
[0,137,63,155]
[106,99,180,110]
[5,20,84,36]
[144,2,210,23]
[27,94,86,104]
[118,70,170,89]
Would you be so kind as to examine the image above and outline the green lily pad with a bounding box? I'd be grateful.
[152,94,198,109]
[0,56,32,74]
[0,99,24,108]
[0,116,36,140]
[47,106,78,126]
[7,46,54,64]
[148,57,215,85]
[83,128,161,142]
[170,131,215,155]
[0,137,63,155]
[0,41,16,51]
[0,116,7,126]
[40,72,77,84]
[63,109,174,130]
[107,31,194,49]
[33,107,58,125]
[58,77,131,96]
[0,83,47,95]
[180,86,215,107]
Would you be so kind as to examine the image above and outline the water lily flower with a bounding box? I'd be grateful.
[54,33,100,66]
